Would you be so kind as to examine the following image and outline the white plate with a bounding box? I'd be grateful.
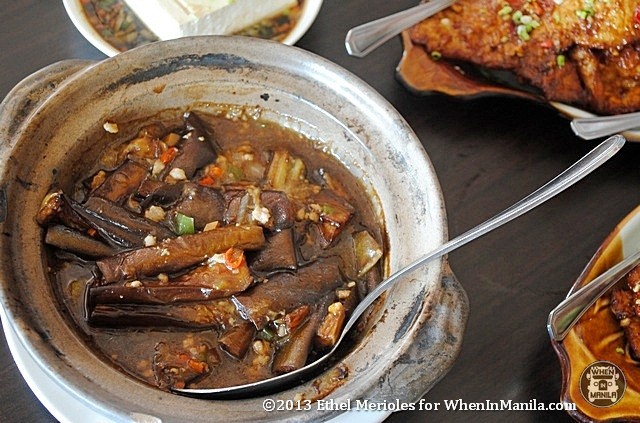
[62,0,322,57]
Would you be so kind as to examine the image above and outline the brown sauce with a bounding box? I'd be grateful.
[39,108,385,391]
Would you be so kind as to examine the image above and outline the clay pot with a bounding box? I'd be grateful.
[0,36,467,422]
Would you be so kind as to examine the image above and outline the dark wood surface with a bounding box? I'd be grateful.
[1,1,639,422]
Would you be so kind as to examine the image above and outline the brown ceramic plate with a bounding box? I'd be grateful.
[396,32,640,142]
[551,205,640,421]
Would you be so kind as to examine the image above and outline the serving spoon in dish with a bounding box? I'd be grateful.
[174,134,625,399]
[345,0,456,57]
[571,111,640,140]
[547,249,640,341]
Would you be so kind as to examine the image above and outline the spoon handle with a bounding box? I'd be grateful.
[571,112,640,140]
[548,250,640,341]
[345,0,456,58]
[343,135,625,337]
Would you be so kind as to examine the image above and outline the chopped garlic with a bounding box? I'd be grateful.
[277,324,288,337]
[128,280,143,288]
[169,167,187,181]
[145,205,166,222]
[252,340,267,355]
[103,121,119,133]
[157,273,169,283]
[144,234,157,246]
[203,221,219,231]
[207,253,226,266]
[337,289,351,300]
[251,205,271,225]
[152,159,166,176]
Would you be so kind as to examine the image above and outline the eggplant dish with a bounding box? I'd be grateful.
[410,0,640,115]
[37,110,385,390]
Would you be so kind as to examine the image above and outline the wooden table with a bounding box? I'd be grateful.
[1,1,639,422]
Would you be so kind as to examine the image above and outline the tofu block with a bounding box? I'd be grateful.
[124,0,298,40]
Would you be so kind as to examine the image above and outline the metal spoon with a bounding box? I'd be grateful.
[345,0,456,58]
[173,134,625,399]
[571,112,640,140]
[548,249,640,341]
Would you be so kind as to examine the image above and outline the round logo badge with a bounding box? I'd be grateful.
[579,361,626,407]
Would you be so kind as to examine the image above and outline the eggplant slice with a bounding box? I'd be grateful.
[96,225,265,284]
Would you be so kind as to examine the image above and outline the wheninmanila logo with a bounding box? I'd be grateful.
[579,361,626,407]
